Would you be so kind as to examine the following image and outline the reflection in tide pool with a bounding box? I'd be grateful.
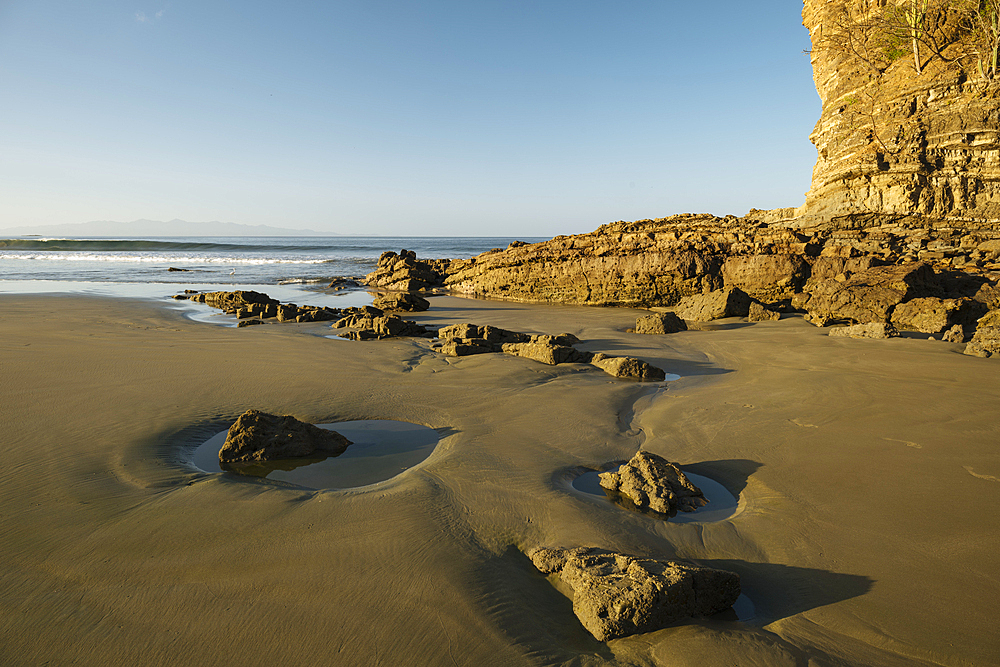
[191,420,440,489]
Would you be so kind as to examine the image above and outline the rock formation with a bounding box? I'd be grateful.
[673,287,753,322]
[179,290,344,325]
[350,2,1000,335]
[801,0,1000,223]
[890,296,986,334]
[598,451,707,515]
[965,309,1000,357]
[371,292,431,312]
[633,312,688,334]
[219,410,352,464]
[796,262,943,324]
[589,353,667,382]
[529,546,740,641]
[365,250,452,291]
[434,323,667,380]
[332,308,434,340]
[748,301,781,321]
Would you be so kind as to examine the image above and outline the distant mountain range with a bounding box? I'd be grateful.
[0,219,336,237]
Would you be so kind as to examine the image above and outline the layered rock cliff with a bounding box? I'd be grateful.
[366,1,1000,318]
[801,0,1000,222]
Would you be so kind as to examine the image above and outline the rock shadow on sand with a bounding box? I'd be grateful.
[472,546,617,664]
[698,559,875,625]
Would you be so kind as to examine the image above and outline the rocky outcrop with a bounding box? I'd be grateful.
[184,290,279,314]
[589,353,667,381]
[219,410,352,464]
[371,292,431,312]
[180,290,344,325]
[890,297,987,334]
[501,341,592,365]
[598,451,707,515]
[964,310,1000,357]
[748,302,781,321]
[365,250,453,291]
[798,262,942,324]
[434,323,667,380]
[529,546,740,641]
[673,287,753,322]
[942,324,966,343]
[633,312,688,334]
[332,309,433,340]
[801,0,1000,223]
[828,322,899,339]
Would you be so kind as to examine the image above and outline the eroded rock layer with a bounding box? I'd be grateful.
[801,0,1000,222]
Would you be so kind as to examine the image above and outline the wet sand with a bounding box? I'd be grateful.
[1,293,998,666]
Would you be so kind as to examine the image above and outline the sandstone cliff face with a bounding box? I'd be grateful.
[801,0,1000,222]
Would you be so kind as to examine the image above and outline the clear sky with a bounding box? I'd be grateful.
[0,1,819,236]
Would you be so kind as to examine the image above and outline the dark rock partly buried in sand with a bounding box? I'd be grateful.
[219,409,352,464]
[529,546,740,641]
[598,451,707,515]
[634,312,687,334]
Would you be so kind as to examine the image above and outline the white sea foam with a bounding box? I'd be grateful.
[0,253,328,264]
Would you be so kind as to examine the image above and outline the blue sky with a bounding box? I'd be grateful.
[0,1,819,236]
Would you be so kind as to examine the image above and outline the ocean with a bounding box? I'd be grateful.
[0,235,544,307]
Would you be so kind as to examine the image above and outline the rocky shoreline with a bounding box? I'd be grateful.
[361,211,1000,357]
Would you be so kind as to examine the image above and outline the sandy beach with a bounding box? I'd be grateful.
[2,293,998,666]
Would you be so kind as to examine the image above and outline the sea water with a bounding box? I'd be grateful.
[0,235,545,290]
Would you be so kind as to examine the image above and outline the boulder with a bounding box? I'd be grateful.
[673,287,752,321]
[598,451,707,515]
[501,342,593,365]
[219,410,352,464]
[437,323,530,346]
[890,297,987,334]
[529,546,740,641]
[747,302,781,322]
[972,282,1000,310]
[188,290,280,315]
[802,262,942,324]
[634,312,688,334]
[336,314,432,340]
[827,322,899,339]
[964,310,1000,357]
[590,353,666,381]
[942,324,966,343]
[276,304,300,322]
[371,292,431,312]
[365,250,451,291]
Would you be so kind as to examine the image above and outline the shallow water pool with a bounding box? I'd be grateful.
[191,419,440,489]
